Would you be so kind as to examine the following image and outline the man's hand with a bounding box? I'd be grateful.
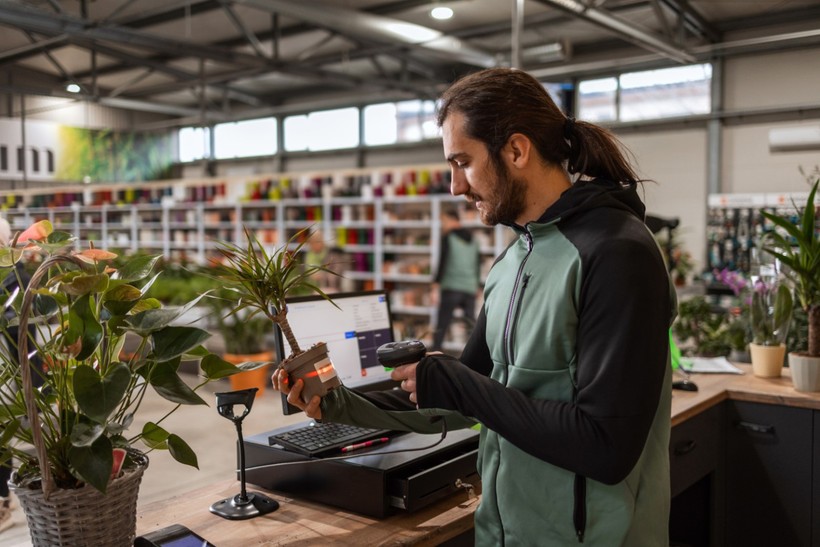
[391,363,419,404]
[271,367,322,420]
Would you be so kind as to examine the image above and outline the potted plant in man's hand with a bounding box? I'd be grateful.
[210,227,342,403]
[762,175,820,391]
[0,221,240,546]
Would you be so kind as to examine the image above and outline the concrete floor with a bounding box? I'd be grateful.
[1,374,305,547]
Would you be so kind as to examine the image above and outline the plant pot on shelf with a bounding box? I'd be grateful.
[788,352,820,392]
[749,343,786,378]
[10,451,148,547]
[282,342,341,404]
[224,351,274,397]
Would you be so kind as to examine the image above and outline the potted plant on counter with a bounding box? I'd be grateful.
[748,276,793,377]
[210,227,342,403]
[0,221,240,546]
[762,175,820,391]
[207,293,275,397]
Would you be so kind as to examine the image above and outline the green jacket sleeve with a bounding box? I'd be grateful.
[320,386,478,434]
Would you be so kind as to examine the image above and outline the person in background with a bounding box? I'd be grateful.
[273,67,674,545]
[431,208,481,351]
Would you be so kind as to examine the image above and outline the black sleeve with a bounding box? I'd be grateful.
[416,236,671,485]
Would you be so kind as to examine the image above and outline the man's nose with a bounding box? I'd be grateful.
[450,171,467,196]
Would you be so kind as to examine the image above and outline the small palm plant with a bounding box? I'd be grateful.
[761,177,820,359]
[209,227,339,360]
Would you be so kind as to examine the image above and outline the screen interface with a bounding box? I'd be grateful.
[279,292,395,390]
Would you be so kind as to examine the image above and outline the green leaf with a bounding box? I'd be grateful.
[67,294,103,361]
[103,283,143,316]
[0,419,21,446]
[167,434,198,468]
[141,422,170,450]
[200,353,242,379]
[73,363,130,423]
[68,435,113,494]
[69,418,106,448]
[0,248,23,267]
[151,326,211,363]
[148,361,207,405]
[60,272,109,296]
[773,284,793,328]
[116,254,161,283]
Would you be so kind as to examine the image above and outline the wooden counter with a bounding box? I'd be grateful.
[137,476,480,546]
[670,363,820,427]
[138,366,820,546]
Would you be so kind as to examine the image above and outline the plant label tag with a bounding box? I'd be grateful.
[314,356,338,383]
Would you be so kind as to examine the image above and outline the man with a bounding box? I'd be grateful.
[432,208,480,351]
[274,68,674,545]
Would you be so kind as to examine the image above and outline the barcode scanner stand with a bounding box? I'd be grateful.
[210,388,280,520]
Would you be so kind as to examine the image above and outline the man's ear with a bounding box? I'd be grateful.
[505,133,532,168]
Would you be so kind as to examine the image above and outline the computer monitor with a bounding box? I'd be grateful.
[273,290,400,415]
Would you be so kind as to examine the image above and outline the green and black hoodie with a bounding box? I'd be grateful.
[322,178,675,546]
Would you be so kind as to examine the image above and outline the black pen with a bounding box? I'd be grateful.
[341,437,390,453]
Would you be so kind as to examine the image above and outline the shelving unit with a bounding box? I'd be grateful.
[706,190,811,273]
[1,164,509,351]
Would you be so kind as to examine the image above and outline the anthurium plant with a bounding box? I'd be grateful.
[0,221,240,497]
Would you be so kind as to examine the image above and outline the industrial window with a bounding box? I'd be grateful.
[363,100,437,146]
[0,146,6,171]
[214,117,277,159]
[579,63,712,122]
[178,127,210,162]
[31,149,39,172]
[17,147,24,172]
[46,149,54,173]
[284,107,359,152]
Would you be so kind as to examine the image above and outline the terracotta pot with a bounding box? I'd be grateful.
[788,352,820,392]
[224,351,274,397]
[282,342,341,404]
[749,343,786,378]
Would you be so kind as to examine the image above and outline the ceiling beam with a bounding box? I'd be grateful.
[0,33,69,65]
[234,0,497,68]
[535,0,696,63]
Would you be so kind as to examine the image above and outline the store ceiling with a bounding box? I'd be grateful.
[0,0,818,129]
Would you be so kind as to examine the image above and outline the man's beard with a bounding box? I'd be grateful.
[467,160,528,226]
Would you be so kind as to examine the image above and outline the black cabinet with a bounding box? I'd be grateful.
[670,404,724,547]
[724,401,814,547]
[814,410,820,547]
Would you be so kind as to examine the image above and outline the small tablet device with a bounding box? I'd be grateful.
[134,524,216,547]
[377,339,427,370]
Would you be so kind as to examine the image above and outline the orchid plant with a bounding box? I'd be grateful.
[0,220,239,496]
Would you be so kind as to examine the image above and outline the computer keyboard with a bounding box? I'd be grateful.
[268,421,392,457]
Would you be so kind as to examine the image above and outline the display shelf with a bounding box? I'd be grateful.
[0,165,504,351]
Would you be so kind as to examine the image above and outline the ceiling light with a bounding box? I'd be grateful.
[66,83,81,93]
[431,6,453,20]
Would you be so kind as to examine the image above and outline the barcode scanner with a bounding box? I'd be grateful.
[377,340,427,370]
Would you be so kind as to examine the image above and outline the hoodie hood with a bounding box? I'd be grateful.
[535,178,645,227]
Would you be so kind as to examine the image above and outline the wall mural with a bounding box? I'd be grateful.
[0,118,175,183]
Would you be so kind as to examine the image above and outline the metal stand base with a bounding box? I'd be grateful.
[209,492,280,520]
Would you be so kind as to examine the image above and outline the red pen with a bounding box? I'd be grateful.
[341,437,390,453]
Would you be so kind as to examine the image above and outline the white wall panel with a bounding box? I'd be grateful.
[722,121,820,194]
[621,129,708,271]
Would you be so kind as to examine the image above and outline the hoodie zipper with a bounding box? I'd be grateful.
[503,230,533,366]
[571,375,587,542]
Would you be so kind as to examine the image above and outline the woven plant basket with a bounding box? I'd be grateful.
[10,254,149,547]
[10,452,148,547]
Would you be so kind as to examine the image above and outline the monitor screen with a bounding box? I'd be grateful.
[274,290,399,415]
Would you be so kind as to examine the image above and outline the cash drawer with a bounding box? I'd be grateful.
[669,404,721,497]
[388,448,479,512]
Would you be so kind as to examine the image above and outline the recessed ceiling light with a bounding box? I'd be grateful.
[431,6,453,20]
[66,83,81,93]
